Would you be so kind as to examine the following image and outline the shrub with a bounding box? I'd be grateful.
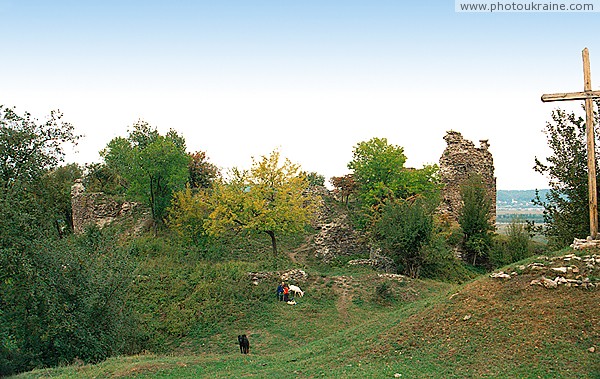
[0,227,145,376]
[458,174,494,265]
[373,198,434,278]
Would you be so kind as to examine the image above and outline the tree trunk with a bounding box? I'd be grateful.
[265,230,277,257]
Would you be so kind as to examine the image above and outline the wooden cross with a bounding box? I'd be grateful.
[542,48,600,239]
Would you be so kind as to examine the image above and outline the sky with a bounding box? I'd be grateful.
[2,1,600,190]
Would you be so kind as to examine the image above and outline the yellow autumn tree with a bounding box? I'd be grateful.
[205,150,318,257]
[168,186,212,244]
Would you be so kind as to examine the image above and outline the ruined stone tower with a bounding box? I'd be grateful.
[438,131,496,224]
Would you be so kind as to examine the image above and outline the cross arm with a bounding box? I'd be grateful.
[541,90,600,102]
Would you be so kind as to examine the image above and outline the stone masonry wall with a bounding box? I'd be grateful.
[438,131,496,224]
[71,179,143,234]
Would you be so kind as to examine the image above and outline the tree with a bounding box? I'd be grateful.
[348,137,408,203]
[205,150,318,257]
[168,186,212,244]
[0,105,79,250]
[330,174,358,205]
[458,174,494,265]
[40,163,83,236]
[188,150,219,189]
[373,197,434,278]
[533,104,600,247]
[0,107,147,374]
[0,106,79,190]
[83,162,124,194]
[347,137,440,215]
[100,120,190,225]
[302,171,326,187]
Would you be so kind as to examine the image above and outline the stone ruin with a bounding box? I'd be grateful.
[438,131,496,224]
[71,179,147,234]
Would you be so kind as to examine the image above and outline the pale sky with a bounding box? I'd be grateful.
[2,1,599,189]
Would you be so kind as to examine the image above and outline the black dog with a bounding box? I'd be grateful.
[238,334,249,354]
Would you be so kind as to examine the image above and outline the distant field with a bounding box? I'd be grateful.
[496,207,544,225]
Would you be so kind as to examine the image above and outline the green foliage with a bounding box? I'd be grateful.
[168,186,212,245]
[347,137,407,206]
[83,162,124,195]
[373,198,434,278]
[458,174,494,265]
[490,218,535,268]
[101,120,190,225]
[374,282,393,303]
[0,105,79,189]
[40,163,83,235]
[533,103,600,248]
[347,137,440,219]
[302,171,326,187]
[205,150,319,257]
[0,227,144,376]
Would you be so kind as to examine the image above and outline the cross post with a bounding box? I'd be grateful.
[541,48,600,239]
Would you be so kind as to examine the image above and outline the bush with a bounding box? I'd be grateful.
[0,226,145,376]
[373,198,434,278]
[458,175,494,265]
[490,218,536,268]
[419,235,476,283]
[374,282,394,304]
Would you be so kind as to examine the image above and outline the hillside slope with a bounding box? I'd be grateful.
[16,251,599,379]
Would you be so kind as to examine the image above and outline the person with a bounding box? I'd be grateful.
[283,284,290,302]
[276,282,284,301]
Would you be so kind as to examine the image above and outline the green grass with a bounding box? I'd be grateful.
[11,233,600,378]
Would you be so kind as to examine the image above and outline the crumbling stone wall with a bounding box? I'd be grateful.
[438,131,496,224]
[71,179,142,234]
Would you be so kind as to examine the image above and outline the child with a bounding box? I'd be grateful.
[283,284,290,302]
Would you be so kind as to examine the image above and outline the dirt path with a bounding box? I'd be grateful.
[287,235,313,265]
[333,275,353,323]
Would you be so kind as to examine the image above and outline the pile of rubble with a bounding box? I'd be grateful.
[280,269,308,282]
[571,237,600,250]
[490,253,600,289]
[377,273,409,281]
[248,269,308,286]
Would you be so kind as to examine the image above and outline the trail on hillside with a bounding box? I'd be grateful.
[333,275,353,323]
[287,234,313,265]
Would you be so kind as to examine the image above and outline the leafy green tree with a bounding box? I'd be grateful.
[0,106,79,189]
[0,106,147,374]
[101,120,190,225]
[373,197,434,278]
[533,103,600,247]
[459,174,494,265]
[0,105,79,256]
[40,163,83,235]
[347,137,439,211]
[1,227,143,375]
[302,171,326,187]
[205,150,318,257]
[83,162,124,194]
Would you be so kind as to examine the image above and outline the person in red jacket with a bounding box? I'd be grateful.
[283,284,290,302]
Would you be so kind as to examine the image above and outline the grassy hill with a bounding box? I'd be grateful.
[14,247,600,378]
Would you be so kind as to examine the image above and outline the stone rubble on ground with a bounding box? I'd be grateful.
[571,237,600,250]
[489,253,599,290]
[377,273,408,281]
[248,269,308,286]
[280,269,308,282]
